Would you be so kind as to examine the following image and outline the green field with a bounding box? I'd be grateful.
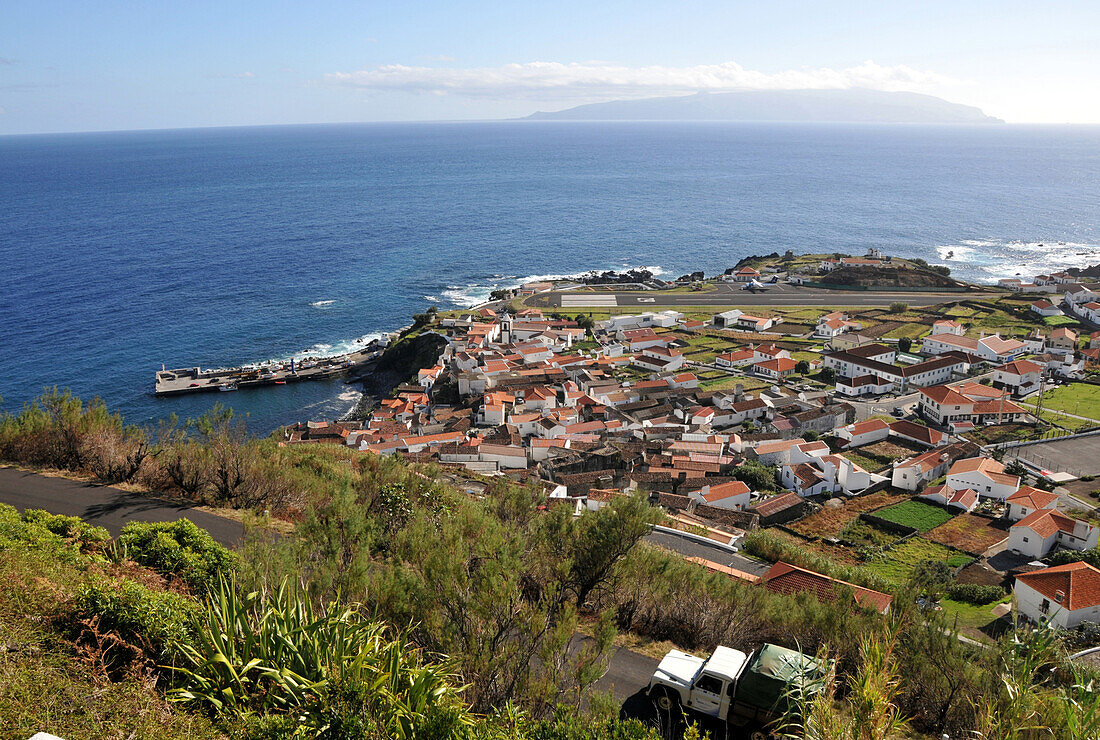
[860,538,973,585]
[873,500,954,532]
[1031,383,1100,423]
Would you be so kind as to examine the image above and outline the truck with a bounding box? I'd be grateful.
[646,643,823,740]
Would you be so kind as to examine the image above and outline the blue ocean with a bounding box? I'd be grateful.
[1,122,1098,434]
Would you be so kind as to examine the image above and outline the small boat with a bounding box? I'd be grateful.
[275,380,287,385]
[218,383,238,392]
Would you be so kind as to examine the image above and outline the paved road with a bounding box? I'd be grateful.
[541,284,966,308]
[645,530,770,575]
[0,467,246,545]
[0,467,667,701]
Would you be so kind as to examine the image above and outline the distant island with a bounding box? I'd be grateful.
[523,88,1003,124]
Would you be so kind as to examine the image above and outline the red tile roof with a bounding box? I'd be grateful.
[1015,561,1100,611]
[764,561,893,613]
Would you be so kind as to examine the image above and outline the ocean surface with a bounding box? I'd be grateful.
[1,122,1098,434]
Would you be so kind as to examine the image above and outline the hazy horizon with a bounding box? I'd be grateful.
[2,2,1099,135]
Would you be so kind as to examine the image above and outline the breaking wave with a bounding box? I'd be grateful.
[934,239,1097,283]
[431,265,667,308]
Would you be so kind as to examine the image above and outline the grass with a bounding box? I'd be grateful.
[938,595,1014,641]
[0,547,226,740]
[925,514,1010,555]
[840,449,892,474]
[1031,383,1100,423]
[873,500,954,532]
[838,519,898,548]
[860,538,973,585]
[788,490,909,539]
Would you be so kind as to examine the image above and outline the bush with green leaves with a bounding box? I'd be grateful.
[946,583,1005,605]
[170,576,469,739]
[118,518,236,593]
[0,503,110,559]
[76,577,199,661]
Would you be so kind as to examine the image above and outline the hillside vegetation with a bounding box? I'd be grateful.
[3,391,1100,738]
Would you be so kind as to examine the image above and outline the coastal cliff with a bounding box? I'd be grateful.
[345,331,448,419]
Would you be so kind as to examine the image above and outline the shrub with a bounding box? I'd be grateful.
[75,578,199,663]
[0,504,110,559]
[118,519,235,594]
[946,583,1005,605]
[889,302,909,314]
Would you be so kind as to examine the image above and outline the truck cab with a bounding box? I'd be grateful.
[648,646,748,719]
[647,643,821,739]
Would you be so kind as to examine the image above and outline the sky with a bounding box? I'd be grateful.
[2,1,1099,134]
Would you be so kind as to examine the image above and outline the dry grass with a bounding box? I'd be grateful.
[789,490,909,539]
[925,514,1011,555]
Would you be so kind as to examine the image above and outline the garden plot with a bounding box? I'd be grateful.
[788,491,909,539]
[860,538,973,585]
[872,500,954,532]
[925,514,1010,556]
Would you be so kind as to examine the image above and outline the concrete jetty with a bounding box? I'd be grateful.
[154,344,382,396]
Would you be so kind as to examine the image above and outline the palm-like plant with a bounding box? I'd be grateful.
[168,576,470,737]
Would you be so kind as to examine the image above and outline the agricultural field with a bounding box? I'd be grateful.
[925,514,1010,555]
[840,448,893,474]
[860,538,973,585]
[788,490,909,539]
[844,439,926,474]
[837,519,898,548]
[873,500,954,532]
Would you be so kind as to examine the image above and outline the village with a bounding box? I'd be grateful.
[285,252,1100,641]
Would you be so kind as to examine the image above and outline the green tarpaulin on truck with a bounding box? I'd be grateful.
[735,643,821,711]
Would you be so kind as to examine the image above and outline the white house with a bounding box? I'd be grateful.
[688,480,752,511]
[1009,510,1098,559]
[1006,486,1060,522]
[892,448,955,491]
[836,418,890,448]
[1014,562,1100,629]
[921,333,1026,363]
[946,457,1021,500]
[992,359,1044,398]
[1065,284,1100,305]
[1030,300,1063,318]
[930,319,965,336]
[715,349,756,368]
[919,483,978,513]
[753,357,798,380]
[748,437,807,466]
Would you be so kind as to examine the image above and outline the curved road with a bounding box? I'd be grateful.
[0,466,245,544]
[0,467,666,699]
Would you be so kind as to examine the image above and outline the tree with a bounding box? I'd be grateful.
[566,494,660,608]
[734,460,779,492]
[819,367,836,384]
[889,302,909,315]
[898,337,912,353]
[489,288,510,302]
[796,360,811,375]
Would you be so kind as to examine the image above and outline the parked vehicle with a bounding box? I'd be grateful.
[647,643,823,739]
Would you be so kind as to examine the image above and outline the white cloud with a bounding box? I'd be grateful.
[327,60,955,100]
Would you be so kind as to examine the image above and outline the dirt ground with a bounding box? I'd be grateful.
[926,514,1010,556]
[789,490,909,539]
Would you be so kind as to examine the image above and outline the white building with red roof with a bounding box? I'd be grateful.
[835,418,890,448]
[946,457,1021,500]
[1014,561,1100,629]
[918,484,978,513]
[992,359,1044,397]
[1009,510,1098,559]
[1006,486,1060,522]
[687,480,752,511]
